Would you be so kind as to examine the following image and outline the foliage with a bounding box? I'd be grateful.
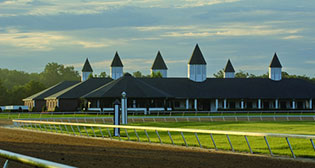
[98,72,108,78]
[151,71,163,78]
[213,69,314,82]
[0,62,80,105]
[133,71,144,78]
[88,73,94,79]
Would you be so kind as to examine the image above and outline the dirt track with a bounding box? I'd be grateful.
[1,120,315,168]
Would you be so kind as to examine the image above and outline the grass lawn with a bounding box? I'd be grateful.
[19,121,315,158]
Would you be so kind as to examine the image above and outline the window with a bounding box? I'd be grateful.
[247,102,253,109]
[175,101,180,107]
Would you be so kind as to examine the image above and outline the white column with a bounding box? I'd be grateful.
[215,99,219,110]
[114,102,120,136]
[97,100,100,108]
[186,99,189,109]
[292,100,296,109]
[224,99,227,109]
[310,99,313,109]
[258,99,261,109]
[241,100,244,109]
[194,99,197,111]
[275,99,279,109]
[133,100,136,108]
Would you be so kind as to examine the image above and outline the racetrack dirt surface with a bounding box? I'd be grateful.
[0,120,315,168]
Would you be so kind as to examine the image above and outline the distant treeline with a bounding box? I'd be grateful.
[0,65,314,106]
[0,62,80,105]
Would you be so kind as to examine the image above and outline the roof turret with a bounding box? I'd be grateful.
[188,44,207,65]
[82,58,93,72]
[224,59,235,72]
[151,51,168,70]
[269,53,282,68]
[111,52,123,67]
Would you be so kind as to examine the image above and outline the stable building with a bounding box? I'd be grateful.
[23,44,315,112]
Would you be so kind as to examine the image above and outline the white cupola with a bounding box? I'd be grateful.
[188,44,207,82]
[81,58,93,81]
[224,59,235,78]
[269,53,282,81]
[110,51,124,80]
[151,51,168,78]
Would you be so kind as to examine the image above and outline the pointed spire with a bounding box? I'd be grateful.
[82,58,93,72]
[151,51,168,70]
[269,53,282,68]
[111,51,123,67]
[224,59,235,72]
[188,44,207,65]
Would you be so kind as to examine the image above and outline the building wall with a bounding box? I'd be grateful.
[269,67,282,81]
[188,64,206,82]
[81,71,92,81]
[59,99,80,111]
[110,67,123,79]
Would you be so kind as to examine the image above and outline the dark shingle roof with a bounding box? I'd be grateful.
[82,58,93,72]
[45,78,112,99]
[188,44,207,65]
[151,51,168,70]
[82,74,172,98]
[269,53,282,68]
[224,59,235,72]
[111,52,123,67]
[142,78,315,99]
[23,81,79,101]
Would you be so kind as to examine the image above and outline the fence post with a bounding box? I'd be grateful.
[310,139,315,151]
[226,135,234,152]
[134,129,140,142]
[155,130,162,144]
[264,136,273,156]
[124,128,129,141]
[99,127,104,138]
[210,134,217,150]
[144,129,151,143]
[107,128,112,139]
[195,133,202,148]
[286,137,296,158]
[244,136,253,154]
[168,131,174,145]
[181,132,188,147]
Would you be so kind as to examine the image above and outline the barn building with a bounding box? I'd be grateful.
[24,44,315,112]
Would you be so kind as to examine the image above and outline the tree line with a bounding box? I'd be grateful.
[0,62,80,105]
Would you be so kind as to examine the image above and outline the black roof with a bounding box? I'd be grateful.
[151,51,168,70]
[46,78,112,99]
[82,58,93,72]
[224,59,235,72]
[23,81,79,101]
[82,74,172,98]
[111,52,123,67]
[141,78,315,99]
[269,53,282,68]
[188,44,207,65]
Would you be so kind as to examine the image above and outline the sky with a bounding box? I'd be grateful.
[0,0,314,77]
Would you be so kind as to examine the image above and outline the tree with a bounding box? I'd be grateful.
[235,70,250,78]
[213,69,224,78]
[99,72,108,78]
[133,71,143,78]
[151,71,163,78]
[40,62,80,87]
[0,80,8,106]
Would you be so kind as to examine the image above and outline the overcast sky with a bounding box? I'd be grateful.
[0,0,314,77]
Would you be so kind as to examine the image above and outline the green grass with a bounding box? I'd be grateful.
[19,121,315,158]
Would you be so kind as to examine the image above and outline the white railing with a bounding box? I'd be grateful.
[12,119,315,159]
[0,149,76,168]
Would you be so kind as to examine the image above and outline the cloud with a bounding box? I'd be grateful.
[305,60,315,65]
[0,28,65,50]
[282,35,303,40]
[175,0,240,8]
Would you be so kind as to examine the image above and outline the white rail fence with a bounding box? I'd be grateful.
[12,119,315,159]
[0,149,76,168]
[17,115,315,124]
